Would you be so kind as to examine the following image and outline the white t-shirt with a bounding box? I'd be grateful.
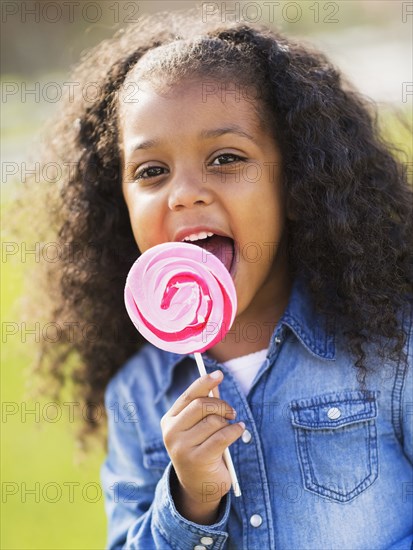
[223,349,268,395]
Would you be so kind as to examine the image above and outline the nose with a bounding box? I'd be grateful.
[168,173,214,211]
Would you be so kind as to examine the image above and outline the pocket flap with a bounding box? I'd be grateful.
[143,439,170,469]
[290,390,378,430]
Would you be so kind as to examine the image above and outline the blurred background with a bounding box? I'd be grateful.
[1,1,412,548]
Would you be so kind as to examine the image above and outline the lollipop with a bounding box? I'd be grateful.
[125,241,241,496]
[124,242,237,354]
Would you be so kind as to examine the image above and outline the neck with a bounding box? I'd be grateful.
[207,264,293,363]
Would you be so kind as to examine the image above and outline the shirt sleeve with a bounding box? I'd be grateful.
[100,374,232,549]
[387,534,413,550]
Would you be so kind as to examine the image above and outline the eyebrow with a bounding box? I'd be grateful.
[130,125,257,152]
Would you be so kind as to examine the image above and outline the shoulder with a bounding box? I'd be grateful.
[401,296,413,376]
[400,296,413,360]
[391,297,412,422]
[104,343,175,406]
[397,296,413,458]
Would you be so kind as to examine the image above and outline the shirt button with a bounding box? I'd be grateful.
[327,407,341,420]
[200,537,214,545]
[241,428,252,444]
[275,336,282,344]
[250,513,263,527]
[194,546,206,550]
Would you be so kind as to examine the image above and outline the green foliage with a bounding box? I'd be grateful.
[1,252,107,549]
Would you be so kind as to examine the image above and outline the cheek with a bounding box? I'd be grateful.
[125,193,165,252]
[129,208,151,250]
[240,186,283,226]
[261,177,286,223]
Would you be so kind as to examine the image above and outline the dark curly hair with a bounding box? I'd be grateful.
[29,9,413,452]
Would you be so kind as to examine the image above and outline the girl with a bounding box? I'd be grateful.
[36,9,412,550]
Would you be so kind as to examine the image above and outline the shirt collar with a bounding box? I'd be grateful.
[279,273,336,361]
[153,274,336,404]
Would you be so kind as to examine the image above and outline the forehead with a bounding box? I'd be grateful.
[117,78,266,144]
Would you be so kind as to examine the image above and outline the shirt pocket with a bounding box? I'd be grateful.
[290,390,379,503]
[142,438,171,472]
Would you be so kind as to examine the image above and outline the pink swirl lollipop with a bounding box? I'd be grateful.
[124,242,237,354]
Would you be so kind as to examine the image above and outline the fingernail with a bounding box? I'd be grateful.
[209,369,222,379]
[238,421,245,430]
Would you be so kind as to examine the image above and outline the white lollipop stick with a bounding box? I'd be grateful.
[194,352,241,497]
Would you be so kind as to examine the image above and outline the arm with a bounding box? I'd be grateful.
[100,375,232,549]
[401,317,413,465]
[387,305,413,549]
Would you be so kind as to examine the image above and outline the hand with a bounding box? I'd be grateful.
[160,370,244,523]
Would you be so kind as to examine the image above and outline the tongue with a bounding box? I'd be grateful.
[200,235,234,272]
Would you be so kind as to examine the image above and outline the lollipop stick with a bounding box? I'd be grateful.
[194,352,241,497]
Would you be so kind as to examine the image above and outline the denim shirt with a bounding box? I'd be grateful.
[100,275,413,549]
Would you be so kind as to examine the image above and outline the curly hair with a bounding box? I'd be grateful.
[30,9,413,452]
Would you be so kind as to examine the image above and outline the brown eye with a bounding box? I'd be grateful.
[134,166,168,180]
[211,153,245,166]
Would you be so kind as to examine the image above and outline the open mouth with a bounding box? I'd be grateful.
[182,233,235,274]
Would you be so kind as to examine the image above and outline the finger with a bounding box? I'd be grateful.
[169,370,224,417]
[208,383,221,400]
[176,397,236,432]
[165,416,237,459]
[196,422,245,459]
[185,414,236,447]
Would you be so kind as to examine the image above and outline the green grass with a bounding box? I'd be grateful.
[1,246,107,549]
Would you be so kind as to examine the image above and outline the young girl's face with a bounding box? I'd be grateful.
[119,77,290,322]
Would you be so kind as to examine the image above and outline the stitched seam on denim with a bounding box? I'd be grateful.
[166,497,229,540]
[294,427,306,492]
[291,412,376,429]
[283,314,328,357]
[291,390,377,408]
[391,305,412,447]
[369,421,379,475]
[255,370,270,432]
[143,442,170,469]
[144,439,167,453]
[250,360,278,549]
[144,458,170,470]
[155,523,180,550]
[238,470,249,550]
[246,402,276,546]
[157,523,228,550]
[299,429,314,491]
[267,326,288,361]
